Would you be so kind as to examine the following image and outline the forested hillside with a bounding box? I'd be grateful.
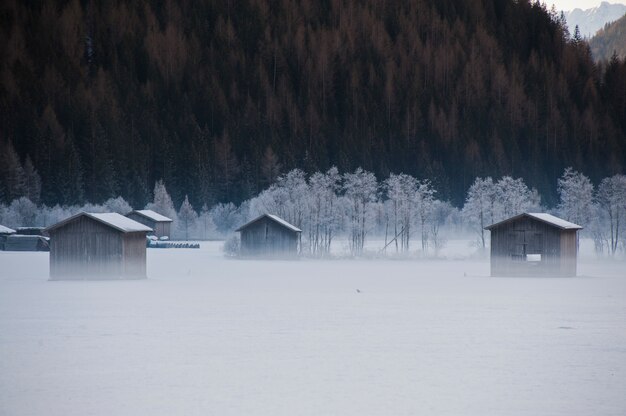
[1,0,626,208]
[590,14,626,61]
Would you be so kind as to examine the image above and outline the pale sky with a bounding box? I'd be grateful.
[549,0,626,11]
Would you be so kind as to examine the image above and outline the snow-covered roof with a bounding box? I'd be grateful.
[526,213,583,230]
[88,213,153,232]
[47,212,153,233]
[131,209,173,222]
[235,214,302,233]
[8,234,49,241]
[0,225,16,234]
[485,213,583,230]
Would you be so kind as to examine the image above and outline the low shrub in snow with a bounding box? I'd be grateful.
[223,235,240,257]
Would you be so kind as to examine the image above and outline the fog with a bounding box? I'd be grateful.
[1,239,625,415]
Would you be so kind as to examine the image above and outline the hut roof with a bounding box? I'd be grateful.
[130,209,173,223]
[485,213,583,231]
[4,234,49,251]
[236,214,302,233]
[8,234,49,240]
[47,212,153,233]
[0,224,16,234]
[15,226,47,236]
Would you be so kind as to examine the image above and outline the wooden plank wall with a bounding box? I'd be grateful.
[50,216,123,279]
[240,218,298,257]
[122,232,147,278]
[155,222,170,238]
[560,230,578,277]
[490,217,571,276]
[126,213,169,238]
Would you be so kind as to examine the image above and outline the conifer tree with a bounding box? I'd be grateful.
[0,141,26,202]
[146,180,177,222]
[178,195,198,241]
[23,156,42,205]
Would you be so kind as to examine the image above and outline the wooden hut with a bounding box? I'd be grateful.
[126,210,172,238]
[46,212,152,280]
[485,213,582,277]
[15,227,48,237]
[0,225,15,234]
[236,214,302,257]
[0,224,16,251]
[3,235,49,251]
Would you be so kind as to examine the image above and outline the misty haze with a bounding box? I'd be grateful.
[1,0,626,415]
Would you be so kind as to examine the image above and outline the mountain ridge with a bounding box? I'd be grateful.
[0,0,625,208]
[564,1,626,37]
[590,13,626,60]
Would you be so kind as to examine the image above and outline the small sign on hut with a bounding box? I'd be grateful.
[485,213,582,277]
[236,214,302,257]
[46,212,152,280]
[126,209,173,238]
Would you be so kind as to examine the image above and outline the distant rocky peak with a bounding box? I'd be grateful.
[564,1,626,38]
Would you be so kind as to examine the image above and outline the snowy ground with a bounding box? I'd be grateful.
[1,241,625,416]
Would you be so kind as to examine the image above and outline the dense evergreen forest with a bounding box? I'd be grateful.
[1,0,625,209]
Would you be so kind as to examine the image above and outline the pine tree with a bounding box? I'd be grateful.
[54,134,85,205]
[178,195,198,241]
[23,156,42,205]
[0,141,26,202]
[199,203,217,240]
[146,179,177,222]
[261,146,281,187]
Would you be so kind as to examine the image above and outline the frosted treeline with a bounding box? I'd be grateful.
[1,168,626,257]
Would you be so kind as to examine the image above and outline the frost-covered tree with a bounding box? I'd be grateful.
[557,168,593,228]
[495,176,535,220]
[0,203,7,226]
[429,200,454,256]
[308,167,341,256]
[34,204,73,227]
[198,204,217,240]
[103,196,132,214]
[462,177,497,249]
[146,179,177,222]
[3,197,37,228]
[209,202,242,235]
[248,185,286,219]
[597,174,626,256]
[415,180,436,253]
[247,168,310,253]
[248,169,309,230]
[588,203,610,255]
[343,168,378,256]
[384,173,417,253]
[178,195,198,240]
[275,169,309,229]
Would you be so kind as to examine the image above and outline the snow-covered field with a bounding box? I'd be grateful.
[1,241,625,416]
